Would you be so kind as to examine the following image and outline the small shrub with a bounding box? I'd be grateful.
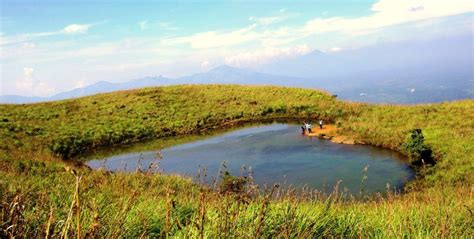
[218,171,248,194]
[403,129,435,165]
[260,107,274,116]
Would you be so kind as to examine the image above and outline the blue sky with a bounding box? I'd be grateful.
[0,0,472,96]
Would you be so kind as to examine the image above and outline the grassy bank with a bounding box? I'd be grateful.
[1,85,472,237]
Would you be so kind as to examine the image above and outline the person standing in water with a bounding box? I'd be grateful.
[302,121,308,134]
[319,119,323,129]
[302,121,312,134]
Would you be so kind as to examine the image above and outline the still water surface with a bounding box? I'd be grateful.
[87,124,414,194]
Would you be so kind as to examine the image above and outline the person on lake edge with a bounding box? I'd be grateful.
[302,121,313,134]
[319,120,323,129]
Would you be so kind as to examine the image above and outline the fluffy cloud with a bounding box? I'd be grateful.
[200,60,210,69]
[74,80,86,89]
[23,67,34,83]
[225,45,311,67]
[303,0,473,36]
[16,68,36,90]
[164,25,299,50]
[328,47,343,52]
[16,67,55,95]
[166,24,258,49]
[166,0,472,52]
[2,0,472,96]
[63,24,90,34]
[22,42,36,49]
[1,23,94,47]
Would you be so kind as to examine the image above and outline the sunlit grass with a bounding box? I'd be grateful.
[1,85,473,237]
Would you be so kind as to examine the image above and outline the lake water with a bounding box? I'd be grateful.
[86,123,414,194]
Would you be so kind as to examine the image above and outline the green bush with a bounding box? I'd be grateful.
[218,171,248,194]
[403,129,434,165]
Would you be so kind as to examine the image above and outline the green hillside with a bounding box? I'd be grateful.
[1,85,473,237]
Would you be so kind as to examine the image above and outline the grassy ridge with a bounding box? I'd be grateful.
[340,101,474,186]
[0,85,348,159]
[0,85,472,237]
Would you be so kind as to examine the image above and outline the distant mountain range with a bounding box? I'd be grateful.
[255,34,474,104]
[0,66,310,104]
[2,34,472,104]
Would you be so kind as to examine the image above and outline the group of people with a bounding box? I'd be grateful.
[301,120,323,134]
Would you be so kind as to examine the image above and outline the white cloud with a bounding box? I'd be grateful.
[63,24,90,34]
[225,45,311,67]
[200,60,210,69]
[17,67,35,90]
[75,80,86,89]
[328,47,343,52]
[166,0,472,52]
[138,20,148,30]
[0,32,56,46]
[15,67,55,96]
[24,67,34,78]
[164,22,302,50]
[303,0,473,36]
[1,23,94,47]
[166,24,258,49]
[22,42,36,49]
[2,0,472,96]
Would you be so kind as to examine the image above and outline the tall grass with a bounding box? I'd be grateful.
[1,163,471,237]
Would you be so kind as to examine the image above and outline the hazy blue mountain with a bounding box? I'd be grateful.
[179,65,309,87]
[118,76,176,89]
[1,34,472,104]
[256,34,473,103]
[0,67,312,104]
[50,76,178,101]
[0,95,47,104]
[1,76,175,104]
[259,34,472,78]
[49,81,118,101]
